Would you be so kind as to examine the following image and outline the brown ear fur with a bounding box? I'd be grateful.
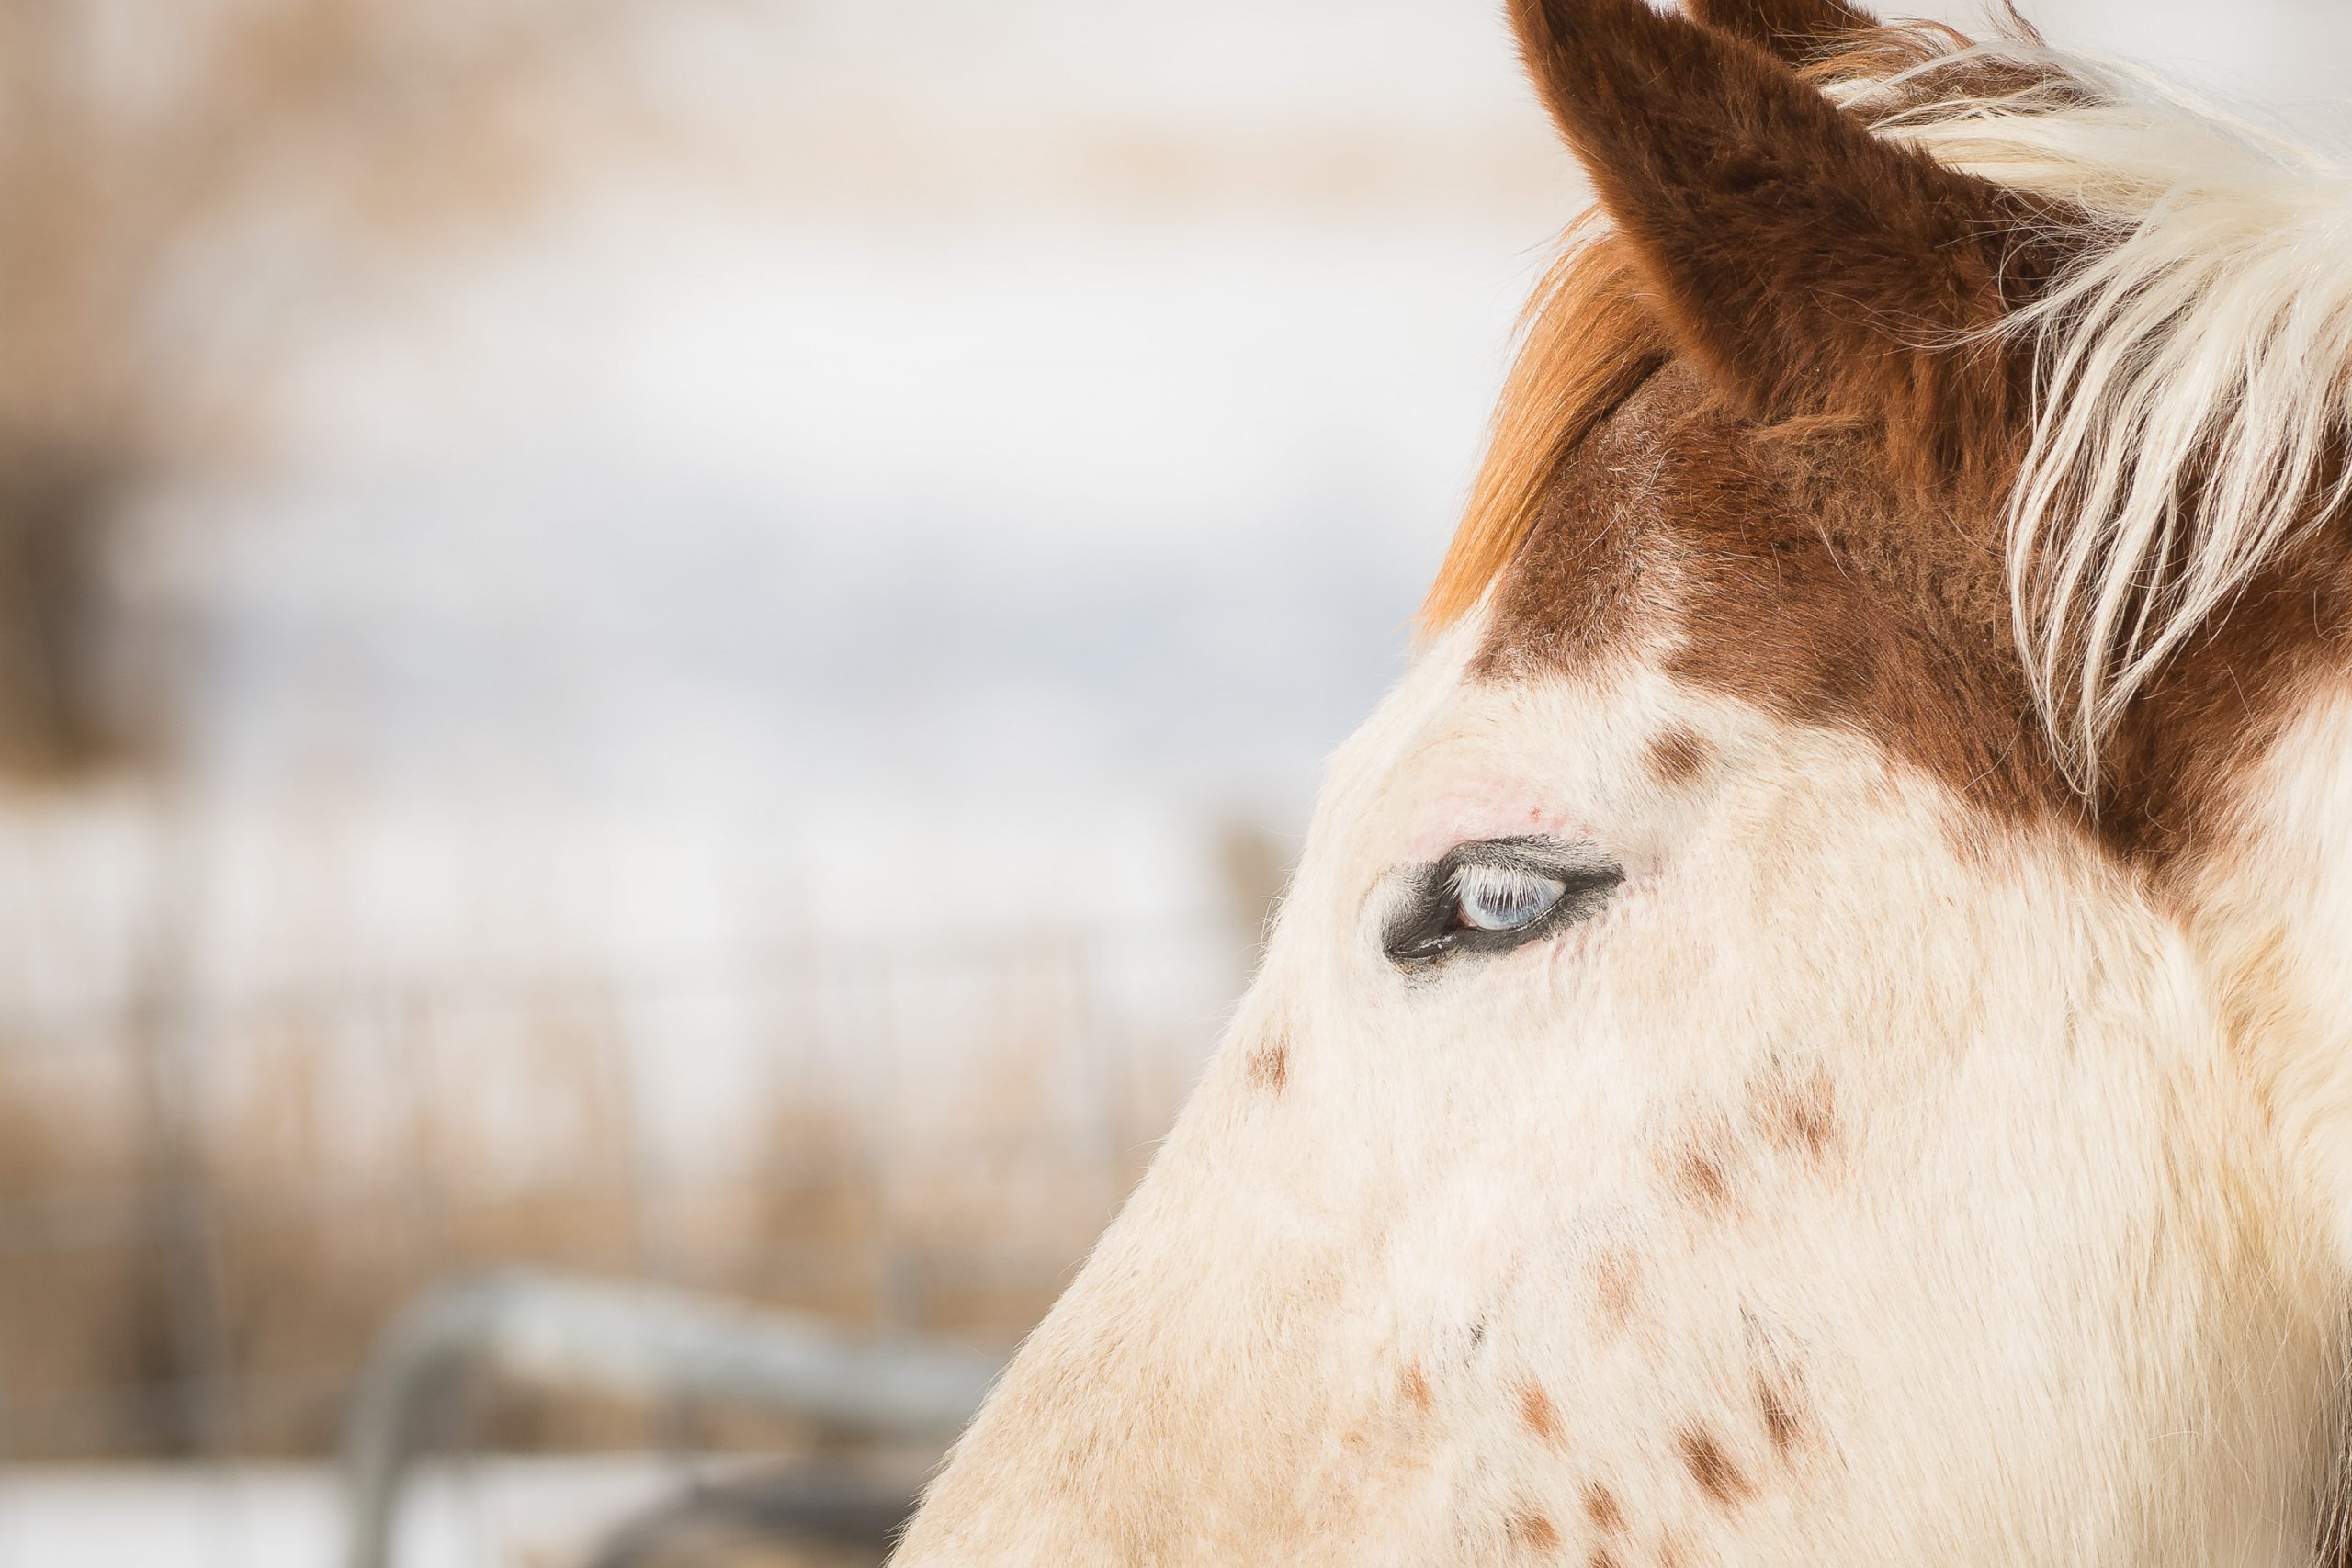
[1509,0,2047,483]
[1684,0,1876,64]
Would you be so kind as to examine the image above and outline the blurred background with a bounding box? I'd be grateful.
[0,1,2340,1564]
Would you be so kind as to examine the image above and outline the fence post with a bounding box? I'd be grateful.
[125,793,235,1459]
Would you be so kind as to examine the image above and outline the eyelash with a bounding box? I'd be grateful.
[1450,863,1566,931]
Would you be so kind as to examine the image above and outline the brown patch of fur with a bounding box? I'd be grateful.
[1402,1361,1432,1413]
[1588,1553,1622,1568]
[1758,1373,1807,1455]
[1742,1312,1819,1464]
[1484,362,2069,829]
[1800,16,2090,112]
[1690,0,1873,64]
[1507,0,2053,484]
[1592,1245,1642,1332]
[1439,10,2069,815]
[1438,10,2351,868]
[1583,1482,1627,1535]
[1510,1512,1564,1552]
[1752,1064,1838,1161]
[1678,1426,1753,1507]
[1244,1039,1289,1094]
[1668,1134,1736,1216]
[1419,219,1667,636]
[1517,1379,1565,1446]
[1481,300,2352,872]
[1645,727,1717,788]
[2105,525,2352,869]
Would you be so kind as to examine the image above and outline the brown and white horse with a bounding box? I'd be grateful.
[894,2,2352,1562]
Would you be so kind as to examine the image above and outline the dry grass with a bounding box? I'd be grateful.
[0,973,1192,1461]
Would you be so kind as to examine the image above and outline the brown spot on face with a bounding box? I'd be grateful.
[1593,1246,1643,1331]
[1509,1512,1563,1552]
[1679,1427,1752,1507]
[1645,726,1717,787]
[1517,1379,1564,1446]
[1758,1374,1806,1455]
[1402,1361,1432,1413]
[1753,1066,1838,1161]
[1244,1038,1289,1093]
[1582,1482,1625,1535]
[1671,1147,1734,1213]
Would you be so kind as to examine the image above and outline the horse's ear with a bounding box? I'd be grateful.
[1510,0,2037,475]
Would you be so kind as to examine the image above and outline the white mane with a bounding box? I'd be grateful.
[1839,37,2352,787]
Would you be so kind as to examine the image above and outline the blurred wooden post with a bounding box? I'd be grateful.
[124,791,236,1457]
[0,450,132,774]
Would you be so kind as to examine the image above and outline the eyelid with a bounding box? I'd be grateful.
[1383,836,1624,974]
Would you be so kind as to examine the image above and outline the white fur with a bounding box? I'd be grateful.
[1838,41,2352,784]
[892,615,2339,1565]
[2185,691,2352,1262]
[2186,693,2352,1562]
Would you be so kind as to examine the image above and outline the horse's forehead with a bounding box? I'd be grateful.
[1472,346,2352,874]
[1474,361,2069,840]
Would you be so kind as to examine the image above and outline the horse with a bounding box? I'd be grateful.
[892,2,2352,1562]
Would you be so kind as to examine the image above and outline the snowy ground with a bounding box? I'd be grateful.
[0,1455,811,1568]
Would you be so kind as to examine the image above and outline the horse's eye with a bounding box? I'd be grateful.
[1383,836,1623,973]
[1452,863,1566,932]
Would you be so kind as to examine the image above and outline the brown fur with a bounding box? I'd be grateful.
[1677,1427,1753,1506]
[1670,1140,1735,1213]
[1246,1038,1291,1093]
[1511,1511,1566,1551]
[1593,1245,1642,1331]
[1481,361,2067,829]
[2103,531,2352,867]
[1520,1379,1566,1445]
[1752,1064,1838,1161]
[1645,727,1717,787]
[1425,7,2073,822]
[1438,6,2352,869]
[1506,0,2056,482]
[1687,0,1872,64]
[1402,1361,1433,1412]
[1757,1374,1806,1455]
[1419,218,1666,635]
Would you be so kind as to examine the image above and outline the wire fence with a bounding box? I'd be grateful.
[0,802,1250,1564]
